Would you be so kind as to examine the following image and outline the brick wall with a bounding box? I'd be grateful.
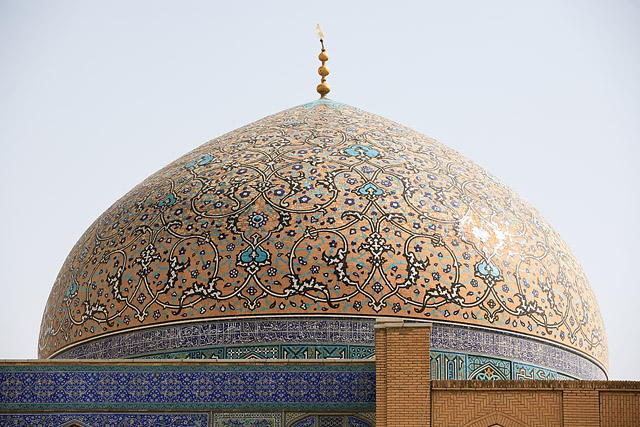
[429,381,640,427]
[431,388,561,426]
[374,322,640,426]
[600,390,640,427]
[374,320,431,427]
[563,388,599,426]
[375,324,388,426]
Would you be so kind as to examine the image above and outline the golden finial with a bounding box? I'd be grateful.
[316,24,330,98]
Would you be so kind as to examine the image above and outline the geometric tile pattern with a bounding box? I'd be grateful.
[467,355,512,380]
[0,364,376,411]
[54,318,375,359]
[318,416,344,427]
[0,413,210,426]
[430,324,606,379]
[286,414,375,427]
[431,390,562,426]
[213,412,282,427]
[39,98,607,373]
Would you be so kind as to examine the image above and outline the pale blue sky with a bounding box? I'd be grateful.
[1,1,638,380]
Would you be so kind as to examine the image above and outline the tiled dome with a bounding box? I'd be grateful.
[39,99,607,378]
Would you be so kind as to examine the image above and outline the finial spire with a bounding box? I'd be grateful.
[316,24,330,98]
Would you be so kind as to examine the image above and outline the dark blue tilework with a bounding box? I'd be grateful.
[213,412,282,426]
[0,412,209,426]
[0,365,375,411]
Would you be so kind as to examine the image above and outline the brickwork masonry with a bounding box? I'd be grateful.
[374,319,639,427]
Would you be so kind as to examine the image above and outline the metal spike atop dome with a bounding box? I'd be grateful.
[316,24,330,98]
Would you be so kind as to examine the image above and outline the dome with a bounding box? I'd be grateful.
[39,98,607,379]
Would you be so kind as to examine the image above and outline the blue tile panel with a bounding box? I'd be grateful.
[287,414,374,427]
[0,413,210,426]
[55,318,375,359]
[0,411,375,427]
[430,324,607,380]
[0,365,375,411]
[347,417,376,427]
[290,417,317,427]
[213,412,282,427]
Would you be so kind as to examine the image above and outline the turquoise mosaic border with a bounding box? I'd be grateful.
[430,350,569,380]
[430,323,606,380]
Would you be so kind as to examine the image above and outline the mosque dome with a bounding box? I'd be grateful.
[38,98,607,379]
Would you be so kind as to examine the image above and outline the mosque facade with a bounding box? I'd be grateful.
[1,40,639,425]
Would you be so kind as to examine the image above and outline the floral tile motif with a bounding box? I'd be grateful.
[39,99,607,374]
[467,355,511,380]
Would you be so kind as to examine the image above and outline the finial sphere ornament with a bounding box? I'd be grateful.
[317,82,330,97]
[316,25,330,98]
[318,66,330,77]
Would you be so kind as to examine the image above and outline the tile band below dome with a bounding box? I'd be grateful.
[53,317,375,359]
[429,324,606,380]
[52,317,606,380]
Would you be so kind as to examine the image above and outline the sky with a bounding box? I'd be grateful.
[0,1,638,380]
